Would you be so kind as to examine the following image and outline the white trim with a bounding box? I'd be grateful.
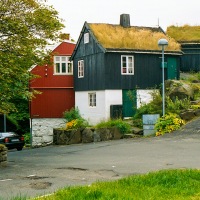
[84,33,89,44]
[53,56,73,75]
[121,55,134,75]
[78,60,84,78]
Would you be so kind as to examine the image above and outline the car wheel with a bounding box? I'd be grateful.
[17,147,23,151]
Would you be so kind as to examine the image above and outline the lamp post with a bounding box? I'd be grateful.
[158,39,168,116]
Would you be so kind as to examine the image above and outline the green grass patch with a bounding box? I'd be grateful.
[34,169,200,200]
[95,119,131,134]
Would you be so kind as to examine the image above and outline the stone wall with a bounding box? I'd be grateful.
[0,145,7,167]
[32,118,66,147]
[53,127,123,145]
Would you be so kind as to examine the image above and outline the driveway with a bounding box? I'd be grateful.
[0,117,200,200]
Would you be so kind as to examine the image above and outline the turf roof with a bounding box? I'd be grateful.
[88,23,180,51]
[167,25,200,43]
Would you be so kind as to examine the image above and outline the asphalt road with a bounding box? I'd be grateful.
[0,118,200,200]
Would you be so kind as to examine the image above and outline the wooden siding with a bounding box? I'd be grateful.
[30,41,76,118]
[181,44,200,72]
[30,88,75,118]
[74,51,180,91]
[30,65,74,88]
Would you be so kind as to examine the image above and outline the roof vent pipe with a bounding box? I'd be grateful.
[120,14,130,28]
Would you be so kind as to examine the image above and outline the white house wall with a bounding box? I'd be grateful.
[137,89,159,108]
[75,90,122,125]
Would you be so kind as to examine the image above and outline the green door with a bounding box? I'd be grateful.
[167,58,177,79]
[122,90,136,118]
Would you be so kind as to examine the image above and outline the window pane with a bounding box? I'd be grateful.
[62,63,66,73]
[55,57,60,62]
[68,63,72,73]
[56,63,60,73]
[62,57,66,61]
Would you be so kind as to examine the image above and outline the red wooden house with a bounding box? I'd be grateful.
[29,40,76,147]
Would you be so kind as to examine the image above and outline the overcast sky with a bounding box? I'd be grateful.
[46,0,200,41]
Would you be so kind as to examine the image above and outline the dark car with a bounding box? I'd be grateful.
[0,132,25,151]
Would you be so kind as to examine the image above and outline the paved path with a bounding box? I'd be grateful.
[0,117,200,199]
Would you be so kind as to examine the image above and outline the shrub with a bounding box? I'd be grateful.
[155,113,185,136]
[133,91,162,119]
[64,107,88,130]
[63,107,82,122]
[166,96,191,114]
[95,119,131,134]
[23,133,31,145]
[66,119,88,130]
[133,92,192,120]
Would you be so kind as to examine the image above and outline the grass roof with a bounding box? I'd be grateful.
[88,23,180,51]
[167,25,200,42]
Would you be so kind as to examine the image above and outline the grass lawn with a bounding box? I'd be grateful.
[21,169,200,200]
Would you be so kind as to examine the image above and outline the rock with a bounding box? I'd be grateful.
[194,109,200,116]
[53,129,82,145]
[93,131,101,142]
[97,128,112,141]
[131,127,143,135]
[165,80,194,100]
[123,134,135,138]
[82,128,94,143]
[110,127,123,140]
[180,110,196,121]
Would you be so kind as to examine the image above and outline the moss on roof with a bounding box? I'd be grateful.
[88,23,180,51]
[167,25,200,42]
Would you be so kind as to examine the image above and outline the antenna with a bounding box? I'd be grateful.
[157,18,160,27]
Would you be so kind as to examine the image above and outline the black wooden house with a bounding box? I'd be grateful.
[71,14,182,124]
[167,25,200,72]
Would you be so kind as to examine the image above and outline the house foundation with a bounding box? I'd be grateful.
[31,118,66,147]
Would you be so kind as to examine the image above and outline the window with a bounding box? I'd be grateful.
[84,33,89,44]
[88,93,96,107]
[54,56,73,75]
[78,60,84,78]
[121,55,134,75]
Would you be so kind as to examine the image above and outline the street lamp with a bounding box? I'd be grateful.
[158,39,168,116]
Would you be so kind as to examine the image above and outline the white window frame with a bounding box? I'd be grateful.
[121,55,134,75]
[78,60,84,78]
[88,93,96,107]
[54,56,73,75]
[84,33,89,44]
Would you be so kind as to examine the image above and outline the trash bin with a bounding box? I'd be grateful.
[142,114,160,136]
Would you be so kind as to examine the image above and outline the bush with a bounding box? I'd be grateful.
[133,91,192,120]
[95,119,131,134]
[166,96,191,114]
[66,119,88,130]
[63,107,82,122]
[155,113,185,136]
[64,107,88,130]
[23,132,31,145]
[133,92,162,119]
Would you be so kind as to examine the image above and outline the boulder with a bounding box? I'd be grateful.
[180,110,196,121]
[53,129,81,145]
[131,127,143,135]
[194,109,200,116]
[93,130,101,142]
[110,127,123,140]
[97,128,112,141]
[82,128,94,143]
[165,80,194,100]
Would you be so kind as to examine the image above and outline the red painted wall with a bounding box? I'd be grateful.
[30,41,76,118]
[30,88,75,118]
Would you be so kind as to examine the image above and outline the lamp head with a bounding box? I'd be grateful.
[158,39,168,48]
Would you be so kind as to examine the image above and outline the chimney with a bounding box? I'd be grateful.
[120,14,130,28]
